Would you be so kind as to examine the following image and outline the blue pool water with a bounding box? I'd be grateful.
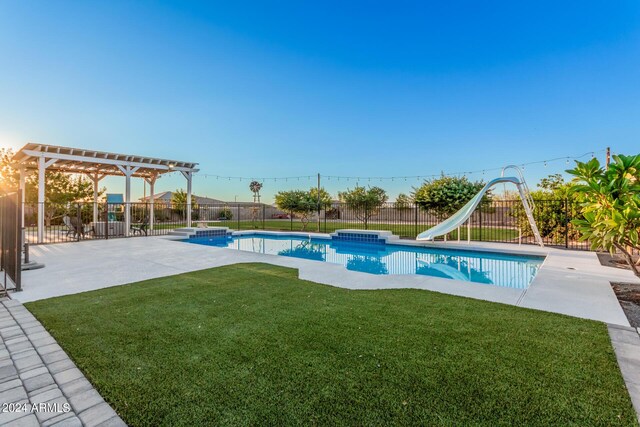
[185,233,544,289]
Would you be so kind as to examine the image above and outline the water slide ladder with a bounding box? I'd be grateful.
[416,165,544,247]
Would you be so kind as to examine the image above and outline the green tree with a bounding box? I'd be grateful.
[249,181,263,224]
[249,181,263,202]
[413,175,490,218]
[567,155,640,277]
[309,187,333,209]
[539,174,567,192]
[0,148,101,204]
[338,186,388,229]
[171,189,198,218]
[395,193,413,210]
[0,149,106,225]
[0,148,19,194]
[274,189,320,230]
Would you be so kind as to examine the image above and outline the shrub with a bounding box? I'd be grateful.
[218,206,233,220]
[568,155,640,277]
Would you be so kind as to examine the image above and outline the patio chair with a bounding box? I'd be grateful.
[131,216,149,236]
[64,215,94,239]
[62,215,76,237]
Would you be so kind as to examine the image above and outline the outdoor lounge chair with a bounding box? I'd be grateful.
[62,215,76,237]
[131,216,149,236]
[62,215,94,239]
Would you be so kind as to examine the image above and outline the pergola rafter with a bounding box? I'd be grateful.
[12,143,199,242]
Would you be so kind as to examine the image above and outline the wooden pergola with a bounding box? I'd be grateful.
[12,143,199,243]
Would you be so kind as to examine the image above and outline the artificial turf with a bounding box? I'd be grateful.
[26,263,636,426]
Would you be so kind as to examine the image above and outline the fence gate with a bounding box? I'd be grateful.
[0,191,22,292]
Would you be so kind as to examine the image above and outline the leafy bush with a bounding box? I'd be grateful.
[508,175,581,243]
[218,206,233,220]
[568,155,640,276]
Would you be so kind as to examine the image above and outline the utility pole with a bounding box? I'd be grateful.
[317,173,321,233]
[606,147,611,169]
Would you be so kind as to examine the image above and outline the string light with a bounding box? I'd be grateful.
[193,150,605,183]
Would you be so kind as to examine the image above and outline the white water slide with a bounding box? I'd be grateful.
[416,166,544,247]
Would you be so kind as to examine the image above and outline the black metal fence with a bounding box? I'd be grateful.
[22,199,591,250]
[1,191,22,292]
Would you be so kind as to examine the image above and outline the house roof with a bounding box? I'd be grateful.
[12,143,198,179]
[138,192,270,206]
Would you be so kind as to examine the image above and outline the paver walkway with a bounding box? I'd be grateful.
[0,298,125,426]
[609,324,640,424]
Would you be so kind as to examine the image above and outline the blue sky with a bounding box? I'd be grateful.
[1,1,639,202]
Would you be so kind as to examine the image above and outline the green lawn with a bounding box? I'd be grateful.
[27,264,634,426]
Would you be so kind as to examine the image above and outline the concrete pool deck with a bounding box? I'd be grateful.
[14,234,640,326]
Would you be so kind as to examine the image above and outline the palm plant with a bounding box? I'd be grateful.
[249,181,262,203]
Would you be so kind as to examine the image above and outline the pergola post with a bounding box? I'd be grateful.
[117,165,140,236]
[181,171,193,227]
[144,174,158,230]
[37,156,57,244]
[86,172,106,225]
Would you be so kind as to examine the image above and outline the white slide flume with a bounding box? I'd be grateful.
[416,168,544,246]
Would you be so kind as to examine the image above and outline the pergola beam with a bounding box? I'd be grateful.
[19,149,195,173]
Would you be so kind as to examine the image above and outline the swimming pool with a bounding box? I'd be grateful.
[184,233,544,289]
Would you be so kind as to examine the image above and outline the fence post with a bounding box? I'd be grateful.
[365,204,369,230]
[262,204,266,230]
[414,204,418,238]
[105,202,109,240]
[236,204,240,230]
[324,207,327,233]
[565,199,569,249]
[478,208,482,242]
[76,203,81,242]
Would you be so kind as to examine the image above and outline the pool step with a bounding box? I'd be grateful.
[169,227,232,238]
[330,229,400,244]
